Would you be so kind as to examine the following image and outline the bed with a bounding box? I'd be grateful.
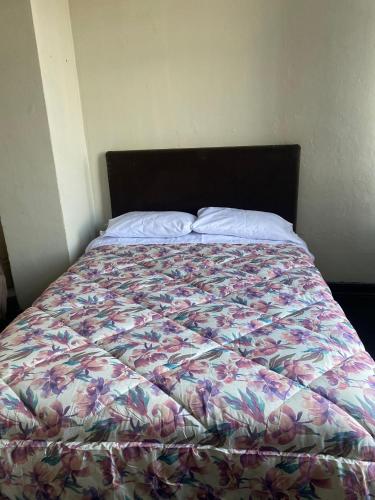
[0,145,374,499]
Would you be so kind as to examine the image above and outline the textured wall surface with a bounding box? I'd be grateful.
[31,0,95,260]
[0,0,94,308]
[0,0,70,308]
[280,0,375,281]
[69,0,288,228]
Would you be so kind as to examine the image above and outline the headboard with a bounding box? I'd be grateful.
[106,144,301,228]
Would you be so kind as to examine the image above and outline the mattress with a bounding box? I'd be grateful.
[0,242,374,499]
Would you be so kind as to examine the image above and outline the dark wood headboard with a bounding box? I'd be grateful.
[106,144,301,227]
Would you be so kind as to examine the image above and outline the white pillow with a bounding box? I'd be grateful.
[104,211,196,238]
[192,207,294,241]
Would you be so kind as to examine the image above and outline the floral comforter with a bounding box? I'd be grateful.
[0,243,374,499]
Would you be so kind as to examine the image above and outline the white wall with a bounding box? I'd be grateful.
[0,0,94,308]
[280,0,375,281]
[69,0,375,282]
[0,0,70,308]
[69,0,288,228]
[31,0,94,261]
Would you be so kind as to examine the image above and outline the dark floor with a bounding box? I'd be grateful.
[329,283,375,359]
[0,296,20,332]
[1,287,374,359]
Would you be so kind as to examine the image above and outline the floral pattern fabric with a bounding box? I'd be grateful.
[0,242,374,499]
